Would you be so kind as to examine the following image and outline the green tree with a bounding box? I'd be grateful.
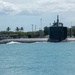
[67,26,75,37]
[6,27,10,32]
[71,26,75,37]
[44,26,49,36]
[16,27,19,32]
[27,32,32,38]
[20,27,24,32]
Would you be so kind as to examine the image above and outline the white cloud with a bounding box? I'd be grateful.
[35,0,75,12]
[0,0,21,15]
[18,0,75,14]
[0,0,75,15]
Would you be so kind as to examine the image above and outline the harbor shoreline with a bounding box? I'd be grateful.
[0,38,48,44]
[0,38,75,44]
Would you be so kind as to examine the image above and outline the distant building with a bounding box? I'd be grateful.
[48,15,67,42]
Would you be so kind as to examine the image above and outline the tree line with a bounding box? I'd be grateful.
[0,26,44,40]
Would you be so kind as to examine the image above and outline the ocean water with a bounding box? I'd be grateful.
[0,42,75,75]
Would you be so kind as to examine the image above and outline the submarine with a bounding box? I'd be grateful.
[48,15,67,42]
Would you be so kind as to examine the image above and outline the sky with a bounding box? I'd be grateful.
[0,0,75,31]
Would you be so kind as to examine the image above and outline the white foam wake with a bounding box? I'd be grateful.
[7,41,20,44]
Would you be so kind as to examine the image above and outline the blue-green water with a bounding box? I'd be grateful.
[0,42,75,75]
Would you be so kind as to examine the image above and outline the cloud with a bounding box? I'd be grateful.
[18,0,75,14]
[0,0,21,15]
[35,0,75,12]
[0,0,75,15]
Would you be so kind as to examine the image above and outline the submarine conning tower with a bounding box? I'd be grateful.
[49,15,67,42]
[53,15,63,27]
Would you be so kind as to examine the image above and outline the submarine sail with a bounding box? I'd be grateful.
[48,15,67,42]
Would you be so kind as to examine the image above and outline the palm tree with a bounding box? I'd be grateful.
[20,27,24,32]
[6,27,10,32]
[16,27,19,32]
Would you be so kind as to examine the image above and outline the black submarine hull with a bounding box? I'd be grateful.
[49,27,67,42]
